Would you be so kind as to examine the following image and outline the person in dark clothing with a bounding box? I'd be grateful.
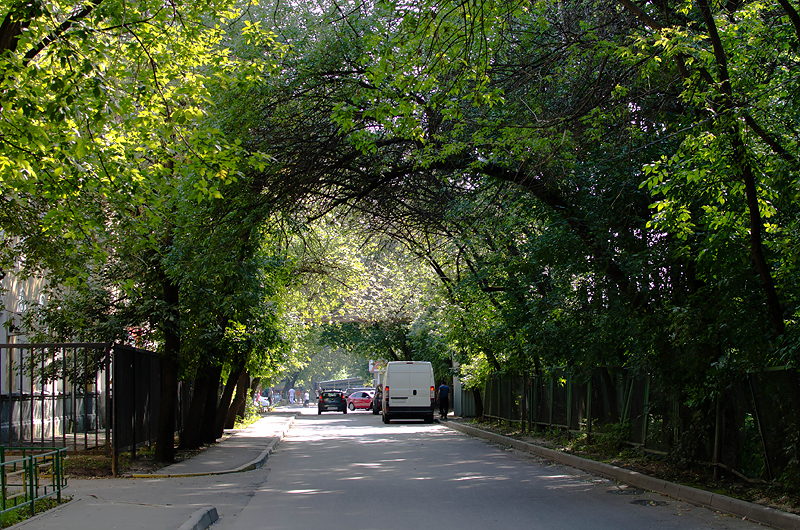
[438,381,450,420]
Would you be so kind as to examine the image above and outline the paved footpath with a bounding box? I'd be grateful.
[9,412,296,530]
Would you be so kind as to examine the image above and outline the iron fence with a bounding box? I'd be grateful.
[482,366,797,481]
[0,343,111,451]
[0,343,190,474]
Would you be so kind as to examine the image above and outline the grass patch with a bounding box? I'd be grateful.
[0,496,71,527]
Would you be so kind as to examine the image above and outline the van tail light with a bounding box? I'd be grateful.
[431,386,435,401]
[385,386,389,397]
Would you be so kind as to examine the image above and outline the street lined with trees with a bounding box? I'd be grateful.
[1,0,799,488]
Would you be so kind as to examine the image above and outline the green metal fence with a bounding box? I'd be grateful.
[0,446,67,526]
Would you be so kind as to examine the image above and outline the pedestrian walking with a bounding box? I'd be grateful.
[438,380,450,420]
[289,388,296,404]
[303,390,310,407]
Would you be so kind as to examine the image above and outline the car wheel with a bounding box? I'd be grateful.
[318,409,322,415]
[424,414,434,424]
[372,405,379,415]
[343,406,347,414]
[382,413,390,424]
[348,402,355,411]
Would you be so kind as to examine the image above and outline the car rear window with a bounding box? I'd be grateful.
[322,392,341,398]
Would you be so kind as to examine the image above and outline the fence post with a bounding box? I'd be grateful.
[506,376,512,425]
[1,446,6,511]
[522,372,529,433]
[586,374,593,443]
[29,347,34,446]
[622,374,634,422]
[748,376,773,480]
[642,376,650,456]
[56,449,62,503]
[62,348,67,449]
[28,454,35,517]
[105,345,112,459]
[713,392,722,481]
[566,373,573,439]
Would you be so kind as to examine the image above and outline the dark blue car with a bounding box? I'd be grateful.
[318,390,347,414]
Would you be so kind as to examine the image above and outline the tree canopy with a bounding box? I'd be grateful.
[3,0,800,474]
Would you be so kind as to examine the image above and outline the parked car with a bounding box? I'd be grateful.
[347,391,374,411]
[344,387,374,397]
[318,390,347,414]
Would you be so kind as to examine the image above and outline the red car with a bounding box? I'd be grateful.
[346,391,374,411]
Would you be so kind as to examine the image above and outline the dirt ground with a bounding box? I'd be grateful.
[63,444,212,478]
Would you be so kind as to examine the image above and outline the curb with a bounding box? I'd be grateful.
[131,414,296,479]
[177,506,218,530]
[446,422,800,530]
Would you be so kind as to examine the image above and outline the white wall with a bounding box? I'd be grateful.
[1,267,48,394]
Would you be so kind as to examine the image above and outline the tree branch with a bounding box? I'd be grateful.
[23,0,104,65]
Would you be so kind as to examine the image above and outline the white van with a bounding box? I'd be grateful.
[381,361,435,424]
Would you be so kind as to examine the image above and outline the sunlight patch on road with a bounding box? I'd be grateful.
[452,475,509,481]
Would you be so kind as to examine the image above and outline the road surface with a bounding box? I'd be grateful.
[216,407,760,530]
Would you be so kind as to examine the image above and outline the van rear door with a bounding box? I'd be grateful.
[388,364,411,407]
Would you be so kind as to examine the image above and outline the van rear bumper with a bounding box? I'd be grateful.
[386,405,434,418]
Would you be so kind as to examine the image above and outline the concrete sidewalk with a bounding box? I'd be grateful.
[9,412,296,530]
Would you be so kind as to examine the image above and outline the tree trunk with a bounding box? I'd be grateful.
[694,0,786,337]
[214,360,245,439]
[737,134,785,336]
[201,364,223,444]
[225,370,249,429]
[474,388,484,419]
[282,371,301,396]
[154,273,180,463]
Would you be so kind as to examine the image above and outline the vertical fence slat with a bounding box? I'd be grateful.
[61,347,67,449]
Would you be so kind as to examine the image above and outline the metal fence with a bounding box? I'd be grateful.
[111,344,191,469]
[0,343,190,468]
[0,343,111,451]
[482,366,797,481]
[0,446,67,526]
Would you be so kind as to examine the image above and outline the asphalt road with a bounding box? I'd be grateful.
[213,408,762,530]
